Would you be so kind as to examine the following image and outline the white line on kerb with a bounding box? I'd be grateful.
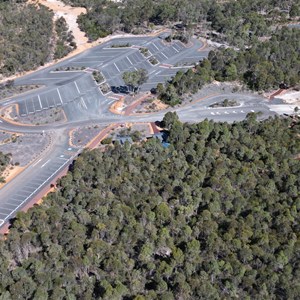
[127,56,133,65]
[114,63,121,73]
[74,81,81,94]
[41,159,51,168]
[56,88,63,105]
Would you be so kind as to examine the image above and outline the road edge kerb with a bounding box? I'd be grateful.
[86,124,119,149]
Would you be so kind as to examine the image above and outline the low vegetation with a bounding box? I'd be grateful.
[54,17,76,59]
[149,57,159,65]
[0,152,11,183]
[111,43,131,48]
[0,81,41,100]
[92,71,105,84]
[54,66,86,72]
[210,99,239,108]
[140,48,151,58]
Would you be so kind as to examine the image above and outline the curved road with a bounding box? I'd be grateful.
[0,34,290,228]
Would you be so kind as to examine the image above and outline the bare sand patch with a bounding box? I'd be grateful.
[29,0,88,46]
[277,91,300,105]
[0,165,24,189]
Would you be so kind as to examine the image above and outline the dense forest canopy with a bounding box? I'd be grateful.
[0,1,76,78]
[60,0,299,42]
[1,114,300,299]
[0,1,53,77]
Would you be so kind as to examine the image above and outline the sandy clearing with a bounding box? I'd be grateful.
[0,165,24,189]
[29,0,88,46]
[276,91,300,105]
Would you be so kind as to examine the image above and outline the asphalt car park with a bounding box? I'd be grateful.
[0,149,76,226]
[17,74,99,116]
[11,35,208,120]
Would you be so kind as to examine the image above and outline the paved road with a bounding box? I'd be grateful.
[0,129,78,227]
[0,34,294,228]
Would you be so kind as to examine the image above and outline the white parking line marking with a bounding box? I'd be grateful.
[152,43,159,51]
[241,110,245,113]
[38,95,42,108]
[232,111,237,114]
[81,97,88,109]
[0,207,12,212]
[59,157,69,161]
[224,111,229,114]
[23,188,34,193]
[127,57,133,65]
[41,159,51,168]
[211,112,215,115]
[32,158,42,167]
[31,78,58,80]
[74,81,81,94]
[114,63,121,72]
[161,52,168,59]
[172,46,179,53]
[2,203,17,208]
[251,110,255,112]
[155,71,161,75]
[56,88,63,105]
[0,120,2,123]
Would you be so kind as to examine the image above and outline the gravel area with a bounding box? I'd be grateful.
[0,132,17,144]
[16,107,66,125]
[71,125,106,147]
[0,133,50,166]
[0,84,42,100]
